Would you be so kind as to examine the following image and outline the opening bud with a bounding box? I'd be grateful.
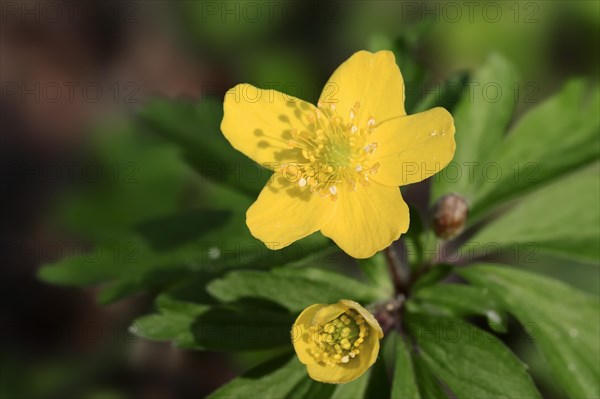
[432,193,468,239]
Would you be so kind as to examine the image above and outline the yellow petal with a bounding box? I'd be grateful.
[307,361,358,384]
[292,303,325,365]
[370,107,456,186]
[221,83,317,168]
[321,184,409,259]
[340,299,384,339]
[306,333,381,384]
[354,327,381,376]
[246,175,333,250]
[318,50,405,123]
[313,302,351,325]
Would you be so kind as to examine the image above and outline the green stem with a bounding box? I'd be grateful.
[384,245,405,294]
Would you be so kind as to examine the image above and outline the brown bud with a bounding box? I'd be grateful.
[432,193,468,239]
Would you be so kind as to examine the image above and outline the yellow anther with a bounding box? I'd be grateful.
[307,308,371,366]
[281,96,381,201]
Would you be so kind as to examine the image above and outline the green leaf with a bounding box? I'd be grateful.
[472,80,600,217]
[207,268,381,312]
[388,34,429,113]
[364,356,391,399]
[358,252,394,296]
[134,312,196,343]
[391,332,421,399]
[134,208,233,251]
[190,306,293,351]
[404,206,426,267]
[409,283,507,333]
[138,98,269,196]
[471,162,600,263]
[412,71,469,114]
[96,264,193,304]
[431,53,519,203]
[58,124,200,238]
[412,357,448,399]
[40,200,332,302]
[410,264,453,292]
[208,354,306,399]
[136,304,292,351]
[330,369,371,399]
[37,234,158,286]
[134,302,208,347]
[36,230,212,299]
[406,313,541,399]
[459,264,600,399]
[287,378,335,399]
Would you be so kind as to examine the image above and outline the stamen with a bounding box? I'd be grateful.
[281,100,380,200]
[309,309,367,366]
[364,143,378,153]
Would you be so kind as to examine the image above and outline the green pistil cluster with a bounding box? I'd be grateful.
[282,102,380,200]
[308,309,370,366]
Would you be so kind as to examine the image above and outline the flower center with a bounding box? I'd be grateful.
[282,102,380,201]
[308,309,369,366]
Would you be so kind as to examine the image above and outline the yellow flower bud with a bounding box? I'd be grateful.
[291,299,384,384]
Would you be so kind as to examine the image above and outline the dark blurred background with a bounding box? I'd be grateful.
[1,1,598,398]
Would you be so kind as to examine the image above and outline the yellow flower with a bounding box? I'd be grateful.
[291,299,384,384]
[221,50,455,258]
